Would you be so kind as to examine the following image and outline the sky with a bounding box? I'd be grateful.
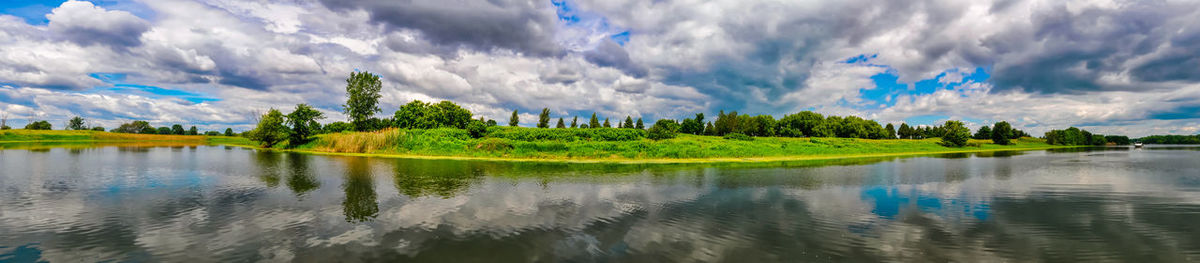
[0,0,1198,137]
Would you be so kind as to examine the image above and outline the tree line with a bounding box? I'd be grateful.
[0,115,235,136]
[1043,127,1131,145]
[1137,134,1200,144]
[247,71,1129,149]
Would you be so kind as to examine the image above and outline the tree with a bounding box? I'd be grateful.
[509,110,519,127]
[991,121,1012,145]
[91,126,104,131]
[342,71,383,131]
[589,113,600,128]
[68,116,86,130]
[603,118,611,128]
[624,116,634,129]
[974,125,992,140]
[467,120,488,138]
[112,121,151,133]
[884,123,896,139]
[248,108,289,147]
[635,118,644,129]
[286,104,325,147]
[171,124,185,135]
[224,128,234,136]
[22,120,51,130]
[0,111,7,130]
[570,116,578,128]
[939,120,970,147]
[537,108,550,128]
[157,127,171,134]
[556,118,566,128]
[898,123,912,139]
[647,119,679,140]
[188,126,199,135]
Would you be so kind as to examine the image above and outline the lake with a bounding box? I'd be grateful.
[1,143,1198,262]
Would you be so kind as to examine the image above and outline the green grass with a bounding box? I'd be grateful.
[0,129,252,145]
[285,128,1072,163]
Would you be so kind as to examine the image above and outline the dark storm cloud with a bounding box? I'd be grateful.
[583,39,646,77]
[320,0,562,56]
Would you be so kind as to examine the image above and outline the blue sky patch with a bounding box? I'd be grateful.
[89,73,220,104]
[0,0,155,25]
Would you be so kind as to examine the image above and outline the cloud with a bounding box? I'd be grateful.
[46,0,150,48]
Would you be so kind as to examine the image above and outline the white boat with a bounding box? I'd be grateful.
[1134,142,1144,148]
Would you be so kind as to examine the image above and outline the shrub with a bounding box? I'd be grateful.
[939,120,970,147]
[24,120,53,130]
[474,138,513,151]
[646,119,678,140]
[467,120,488,139]
[723,132,754,141]
[486,126,644,142]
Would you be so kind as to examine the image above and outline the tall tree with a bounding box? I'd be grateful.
[157,127,171,134]
[974,125,992,140]
[112,121,151,133]
[570,116,578,128]
[171,124,185,135]
[224,128,234,136]
[623,116,634,129]
[603,118,611,128]
[67,116,86,130]
[635,118,644,129]
[898,123,912,139]
[537,108,550,128]
[991,121,1013,145]
[940,120,970,147]
[589,113,600,128]
[188,126,199,135]
[509,110,519,127]
[286,104,325,147]
[342,71,383,131]
[884,123,896,139]
[556,117,566,128]
[248,108,289,147]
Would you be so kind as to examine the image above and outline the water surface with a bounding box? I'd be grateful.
[1,144,1199,262]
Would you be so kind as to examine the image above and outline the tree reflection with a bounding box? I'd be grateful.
[254,150,281,187]
[285,153,319,197]
[392,159,482,198]
[342,157,378,223]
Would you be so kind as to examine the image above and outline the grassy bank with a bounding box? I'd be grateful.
[0,129,253,145]
[279,128,1073,163]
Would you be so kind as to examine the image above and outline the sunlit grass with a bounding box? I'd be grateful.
[0,129,252,146]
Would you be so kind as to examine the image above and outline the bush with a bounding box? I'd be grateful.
[486,126,644,142]
[24,120,52,130]
[723,133,754,141]
[939,120,970,147]
[467,120,488,139]
[474,138,513,151]
[646,119,678,140]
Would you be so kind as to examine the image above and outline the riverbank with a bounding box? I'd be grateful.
[270,128,1075,163]
[2,129,1079,163]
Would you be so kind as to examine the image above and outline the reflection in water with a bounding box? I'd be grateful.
[342,157,379,223]
[1,143,1199,261]
[284,153,319,196]
[393,159,482,198]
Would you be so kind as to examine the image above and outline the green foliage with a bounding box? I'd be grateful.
[394,100,472,129]
[1090,135,1107,146]
[1137,134,1200,144]
[939,120,971,147]
[68,116,86,130]
[647,119,679,140]
[589,113,600,128]
[323,121,353,133]
[467,120,488,139]
[570,116,578,128]
[991,121,1012,145]
[680,113,705,135]
[974,125,992,140]
[111,121,151,133]
[342,71,383,131]
[603,118,611,128]
[172,124,185,135]
[509,110,519,127]
[623,116,634,129]
[1,125,9,130]
[224,128,234,136]
[1103,135,1130,145]
[537,108,550,128]
[884,123,896,139]
[248,108,289,147]
[157,127,171,134]
[486,126,645,142]
[778,111,823,137]
[1045,127,1094,145]
[635,118,644,129]
[24,120,53,130]
[287,104,326,147]
[91,126,104,131]
[204,131,220,136]
[898,123,913,139]
[703,121,714,135]
[556,118,566,128]
[723,132,753,141]
[188,126,198,135]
